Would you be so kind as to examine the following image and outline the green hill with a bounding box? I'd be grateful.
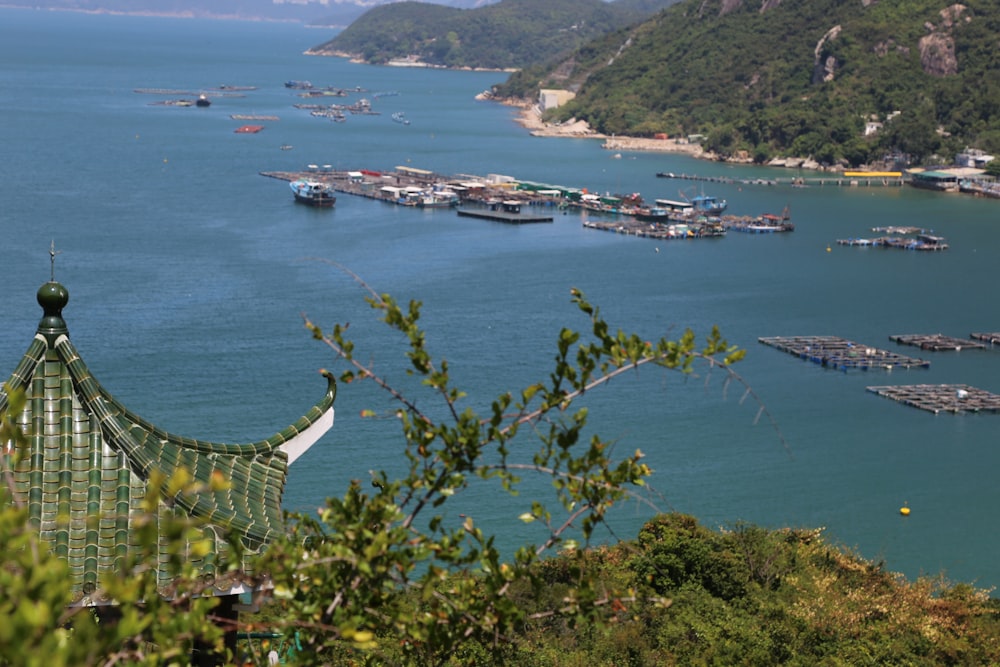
[331,513,1000,664]
[307,0,679,70]
[495,0,1000,167]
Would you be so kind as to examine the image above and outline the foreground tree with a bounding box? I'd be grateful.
[2,279,750,665]
[253,277,750,665]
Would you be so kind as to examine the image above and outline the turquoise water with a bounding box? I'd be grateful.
[3,8,1000,590]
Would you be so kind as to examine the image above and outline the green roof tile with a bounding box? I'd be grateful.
[1,281,336,602]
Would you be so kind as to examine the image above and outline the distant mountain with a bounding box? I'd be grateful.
[0,0,497,26]
[494,0,1000,167]
[307,0,679,69]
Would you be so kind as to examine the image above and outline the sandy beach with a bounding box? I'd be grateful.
[509,102,710,158]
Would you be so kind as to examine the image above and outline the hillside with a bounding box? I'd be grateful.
[307,0,679,70]
[495,0,1000,167]
[0,0,495,26]
[301,513,1000,664]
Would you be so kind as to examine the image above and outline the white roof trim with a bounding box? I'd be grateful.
[281,407,334,466]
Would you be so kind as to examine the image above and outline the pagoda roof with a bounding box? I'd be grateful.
[1,281,335,602]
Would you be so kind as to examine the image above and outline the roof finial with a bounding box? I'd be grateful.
[49,240,62,281]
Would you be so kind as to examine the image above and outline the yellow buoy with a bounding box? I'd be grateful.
[826,246,832,252]
[899,506,911,516]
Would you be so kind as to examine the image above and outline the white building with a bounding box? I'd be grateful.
[538,89,576,112]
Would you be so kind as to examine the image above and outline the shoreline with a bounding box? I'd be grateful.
[504,101,716,160]
[501,100,849,172]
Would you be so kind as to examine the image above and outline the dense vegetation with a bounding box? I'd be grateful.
[495,0,1000,167]
[308,0,678,70]
[340,513,1000,665]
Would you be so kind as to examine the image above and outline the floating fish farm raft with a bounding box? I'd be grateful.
[582,219,726,240]
[758,335,931,370]
[866,384,1000,414]
[888,334,987,351]
[971,332,1000,345]
[835,234,948,251]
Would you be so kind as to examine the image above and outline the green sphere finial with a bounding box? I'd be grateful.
[37,281,69,339]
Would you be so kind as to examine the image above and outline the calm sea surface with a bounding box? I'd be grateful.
[3,9,999,590]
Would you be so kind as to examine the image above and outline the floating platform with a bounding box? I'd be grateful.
[583,219,726,240]
[971,332,1000,346]
[721,214,794,233]
[134,88,197,95]
[867,384,1000,414]
[759,335,931,371]
[872,226,931,234]
[889,334,986,351]
[836,235,948,251]
[456,204,553,224]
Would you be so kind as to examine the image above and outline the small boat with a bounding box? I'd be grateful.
[689,193,727,215]
[290,179,336,207]
[417,190,459,208]
[634,207,673,222]
[195,94,211,107]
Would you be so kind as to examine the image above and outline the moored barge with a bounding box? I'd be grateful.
[457,200,553,224]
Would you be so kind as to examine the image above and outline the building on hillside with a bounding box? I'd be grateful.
[0,277,336,663]
[538,89,575,112]
[955,148,995,168]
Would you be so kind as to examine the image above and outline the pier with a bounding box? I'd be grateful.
[656,171,905,188]
[759,335,931,371]
[889,334,986,351]
[867,384,1000,414]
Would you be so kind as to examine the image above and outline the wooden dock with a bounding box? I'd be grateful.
[759,335,931,370]
[889,334,986,351]
[867,384,1000,414]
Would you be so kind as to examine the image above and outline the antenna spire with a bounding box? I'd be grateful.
[49,240,62,281]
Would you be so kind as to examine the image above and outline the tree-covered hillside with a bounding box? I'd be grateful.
[496,0,1000,167]
[308,0,679,70]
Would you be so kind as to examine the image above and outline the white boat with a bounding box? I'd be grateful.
[417,190,459,208]
[290,179,336,207]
